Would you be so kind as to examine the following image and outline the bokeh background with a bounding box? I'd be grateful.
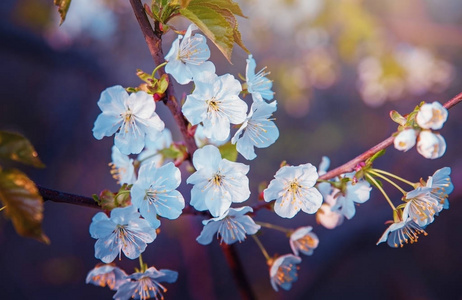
[1,0,462,299]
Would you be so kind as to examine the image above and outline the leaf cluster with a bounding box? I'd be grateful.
[127,68,170,99]
[0,131,49,243]
[389,101,426,133]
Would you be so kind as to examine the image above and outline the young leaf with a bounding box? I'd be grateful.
[389,110,406,126]
[180,5,235,62]
[0,169,49,244]
[180,0,249,61]
[188,0,246,17]
[53,0,72,25]
[365,149,386,166]
[170,0,192,8]
[0,131,45,168]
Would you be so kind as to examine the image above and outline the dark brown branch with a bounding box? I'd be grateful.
[220,244,256,300]
[39,186,99,208]
[39,185,212,217]
[319,92,462,181]
[129,0,197,159]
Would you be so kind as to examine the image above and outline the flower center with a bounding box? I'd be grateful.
[217,217,247,243]
[122,110,133,123]
[289,181,301,193]
[120,108,138,134]
[116,224,130,247]
[409,197,437,223]
[207,97,220,112]
[431,108,444,123]
[131,276,167,300]
[91,272,116,289]
[212,173,223,186]
[178,36,206,65]
[275,263,297,286]
[145,189,158,204]
[296,235,317,250]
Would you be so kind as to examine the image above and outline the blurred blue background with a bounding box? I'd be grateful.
[1,0,462,299]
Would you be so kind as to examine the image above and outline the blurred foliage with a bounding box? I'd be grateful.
[54,0,72,25]
[13,0,55,31]
[243,0,456,114]
[0,169,49,244]
[0,131,48,243]
[0,131,45,168]
[11,0,457,113]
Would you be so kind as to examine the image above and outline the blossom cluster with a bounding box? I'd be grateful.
[264,156,370,291]
[87,18,456,299]
[86,264,178,300]
[268,226,320,291]
[394,101,448,159]
[315,157,372,230]
[88,23,286,298]
[377,167,453,248]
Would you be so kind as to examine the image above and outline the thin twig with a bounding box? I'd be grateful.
[319,92,462,181]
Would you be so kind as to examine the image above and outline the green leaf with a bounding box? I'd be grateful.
[180,5,235,62]
[158,74,169,94]
[0,169,49,244]
[389,110,406,126]
[365,149,386,166]
[232,25,250,54]
[218,142,238,162]
[170,0,192,8]
[0,131,45,168]
[53,0,72,25]
[180,0,249,60]
[188,0,245,17]
[196,3,249,55]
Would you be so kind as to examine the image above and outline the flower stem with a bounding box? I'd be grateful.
[316,179,336,185]
[138,152,160,164]
[372,169,416,188]
[252,235,271,261]
[365,173,396,211]
[368,170,407,195]
[138,254,146,272]
[256,221,291,234]
[152,62,167,77]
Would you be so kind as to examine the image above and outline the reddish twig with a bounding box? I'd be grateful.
[319,92,462,181]
[128,1,255,298]
[129,0,197,159]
